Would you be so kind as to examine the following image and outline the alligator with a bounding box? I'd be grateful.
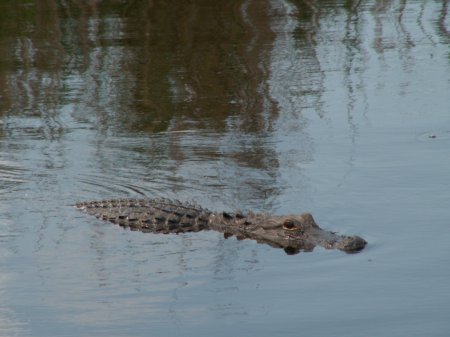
[75,198,367,254]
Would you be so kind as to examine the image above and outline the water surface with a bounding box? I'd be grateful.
[1,1,450,336]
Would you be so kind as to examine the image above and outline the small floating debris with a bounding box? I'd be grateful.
[417,131,450,141]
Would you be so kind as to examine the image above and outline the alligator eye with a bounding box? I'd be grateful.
[283,220,296,230]
[222,212,233,219]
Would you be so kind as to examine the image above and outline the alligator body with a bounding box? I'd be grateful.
[75,198,367,254]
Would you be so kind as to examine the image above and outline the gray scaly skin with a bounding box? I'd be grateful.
[75,198,367,254]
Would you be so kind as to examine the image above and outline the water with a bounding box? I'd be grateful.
[1,1,450,336]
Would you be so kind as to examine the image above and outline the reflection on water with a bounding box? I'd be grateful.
[0,0,449,336]
[1,0,284,210]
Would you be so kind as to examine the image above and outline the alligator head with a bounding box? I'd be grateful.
[215,212,367,255]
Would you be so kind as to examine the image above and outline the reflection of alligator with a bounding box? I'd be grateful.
[75,198,367,254]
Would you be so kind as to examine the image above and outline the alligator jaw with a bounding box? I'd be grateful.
[238,225,367,254]
[333,235,367,253]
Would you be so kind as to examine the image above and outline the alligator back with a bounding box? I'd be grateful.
[75,198,213,233]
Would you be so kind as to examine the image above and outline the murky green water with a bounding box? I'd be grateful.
[1,1,450,336]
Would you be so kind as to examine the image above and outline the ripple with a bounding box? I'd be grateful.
[0,160,27,194]
[77,173,151,198]
[417,130,450,141]
[0,307,29,337]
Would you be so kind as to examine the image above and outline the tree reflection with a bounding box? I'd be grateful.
[0,0,448,210]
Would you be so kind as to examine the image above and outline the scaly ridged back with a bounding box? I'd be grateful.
[75,198,213,233]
